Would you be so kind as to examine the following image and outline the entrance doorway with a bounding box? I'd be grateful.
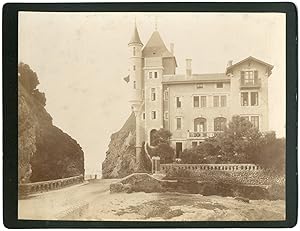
[175,142,183,158]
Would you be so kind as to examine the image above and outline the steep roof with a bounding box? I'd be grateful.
[128,24,143,46]
[162,73,230,84]
[142,31,173,57]
[226,56,274,76]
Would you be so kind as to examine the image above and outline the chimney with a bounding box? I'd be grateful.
[170,43,174,55]
[186,59,192,77]
[227,60,233,67]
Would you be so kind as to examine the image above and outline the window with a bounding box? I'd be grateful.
[214,117,227,131]
[213,96,219,107]
[151,88,156,101]
[142,112,145,120]
[133,47,136,56]
[196,83,203,89]
[241,70,258,85]
[164,111,169,120]
[133,65,136,71]
[176,97,182,108]
[176,117,182,130]
[241,92,249,106]
[133,81,136,89]
[164,90,169,101]
[149,72,153,79]
[221,95,227,107]
[154,72,158,78]
[216,82,223,88]
[251,92,258,106]
[151,111,157,120]
[193,96,199,107]
[251,116,259,129]
[192,142,198,148]
[201,96,207,107]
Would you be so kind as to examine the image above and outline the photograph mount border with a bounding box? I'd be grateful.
[2,2,298,228]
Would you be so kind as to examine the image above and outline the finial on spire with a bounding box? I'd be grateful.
[155,16,158,31]
[134,16,137,27]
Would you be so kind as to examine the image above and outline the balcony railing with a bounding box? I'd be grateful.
[240,79,261,89]
[188,131,223,139]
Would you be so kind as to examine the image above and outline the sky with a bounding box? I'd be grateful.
[18,12,286,174]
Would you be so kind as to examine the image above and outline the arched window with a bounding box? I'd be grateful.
[194,117,207,133]
[214,117,227,131]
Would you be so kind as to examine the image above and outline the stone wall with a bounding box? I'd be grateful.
[18,174,84,196]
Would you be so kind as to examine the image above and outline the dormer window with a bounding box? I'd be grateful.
[241,70,258,85]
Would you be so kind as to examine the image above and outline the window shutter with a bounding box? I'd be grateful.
[254,70,258,83]
[241,71,245,84]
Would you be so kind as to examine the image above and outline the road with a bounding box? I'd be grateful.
[18,179,285,221]
[18,179,117,220]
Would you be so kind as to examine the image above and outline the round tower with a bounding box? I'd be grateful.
[128,22,144,169]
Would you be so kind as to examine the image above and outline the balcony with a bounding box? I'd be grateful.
[188,131,223,139]
[240,79,261,89]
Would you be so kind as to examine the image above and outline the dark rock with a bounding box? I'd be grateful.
[18,64,84,183]
[110,182,132,193]
[234,196,250,203]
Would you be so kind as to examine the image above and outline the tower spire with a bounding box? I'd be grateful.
[128,18,143,46]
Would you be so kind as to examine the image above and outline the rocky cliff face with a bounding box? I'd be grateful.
[18,63,84,183]
[102,113,137,178]
[102,112,152,179]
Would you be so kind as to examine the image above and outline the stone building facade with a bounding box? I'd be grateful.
[126,24,273,161]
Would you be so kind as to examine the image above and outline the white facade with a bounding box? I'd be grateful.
[127,25,273,160]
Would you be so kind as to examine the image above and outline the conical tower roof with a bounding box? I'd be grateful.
[142,31,173,57]
[128,24,143,46]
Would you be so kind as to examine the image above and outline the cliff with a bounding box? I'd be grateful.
[102,113,136,178]
[18,63,84,183]
[102,112,152,179]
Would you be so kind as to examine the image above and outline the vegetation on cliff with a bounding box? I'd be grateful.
[18,63,84,183]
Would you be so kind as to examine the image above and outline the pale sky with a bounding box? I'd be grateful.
[18,12,286,174]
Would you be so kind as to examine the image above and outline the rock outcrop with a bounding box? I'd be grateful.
[102,113,137,178]
[18,63,84,183]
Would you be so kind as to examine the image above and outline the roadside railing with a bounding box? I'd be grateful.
[18,174,84,196]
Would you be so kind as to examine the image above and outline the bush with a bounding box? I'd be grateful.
[148,129,175,164]
[180,116,285,172]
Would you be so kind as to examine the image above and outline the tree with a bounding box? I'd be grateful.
[148,129,175,164]
[18,63,46,106]
[214,116,262,163]
[18,63,39,93]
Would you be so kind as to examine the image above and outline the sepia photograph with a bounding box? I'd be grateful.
[16,11,287,222]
